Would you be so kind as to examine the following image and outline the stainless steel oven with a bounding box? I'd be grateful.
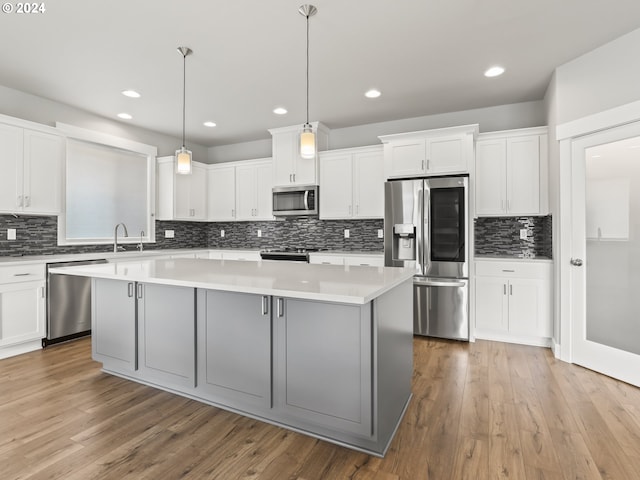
[272,185,318,217]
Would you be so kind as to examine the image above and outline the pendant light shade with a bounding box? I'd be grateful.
[299,5,317,160]
[175,46,192,175]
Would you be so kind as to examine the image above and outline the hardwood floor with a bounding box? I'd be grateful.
[2,337,639,479]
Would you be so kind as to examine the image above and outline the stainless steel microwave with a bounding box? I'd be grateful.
[272,185,319,216]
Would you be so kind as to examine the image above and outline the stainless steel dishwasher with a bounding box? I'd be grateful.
[44,258,108,346]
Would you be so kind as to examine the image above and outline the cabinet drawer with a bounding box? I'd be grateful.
[309,254,344,265]
[475,261,550,279]
[0,264,45,284]
[344,255,384,267]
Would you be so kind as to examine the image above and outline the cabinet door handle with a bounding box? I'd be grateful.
[356,205,359,215]
[507,199,511,212]
[503,284,506,295]
[277,297,284,317]
[293,173,296,183]
[24,195,30,207]
[427,159,430,170]
[17,195,23,207]
[13,272,31,277]
[289,174,292,183]
[261,296,269,316]
[421,160,425,171]
[502,269,515,273]
[128,282,134,297]
[232,209,235,218]
[509,284,513,296]
[41,286,45,298]
[137,283,143,299]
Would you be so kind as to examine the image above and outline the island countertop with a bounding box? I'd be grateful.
[50,257,414,305]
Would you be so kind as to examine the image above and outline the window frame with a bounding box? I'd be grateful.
[56,123,157,246]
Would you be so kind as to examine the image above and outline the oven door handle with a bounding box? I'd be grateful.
[414,279,466,288]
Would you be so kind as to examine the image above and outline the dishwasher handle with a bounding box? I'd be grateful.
[414,279,466,288]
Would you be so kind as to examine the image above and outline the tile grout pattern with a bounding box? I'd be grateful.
[474,215,552,258]
[1,214,553,259]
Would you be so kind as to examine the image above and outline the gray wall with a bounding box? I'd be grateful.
[208,100,546,163]
[0,84,209,160]
[554,28,640,124]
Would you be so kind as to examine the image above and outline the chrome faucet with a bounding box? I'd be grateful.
[113,223,129,252]
[137,230,145,252]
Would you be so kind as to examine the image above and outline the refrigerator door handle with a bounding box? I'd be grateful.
[423,183,432,274]
[416,184,424,275]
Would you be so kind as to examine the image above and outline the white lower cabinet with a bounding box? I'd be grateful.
[0,264,45,359]
[474,260,552,346]
[309,253,384,267]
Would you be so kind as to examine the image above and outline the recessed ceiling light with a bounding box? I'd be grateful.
[121,90,141,98]
[203,121,217,127]
[117,113,133,120]
[484,66,505,78]
[273,107,288,115]
[365,89,381,98]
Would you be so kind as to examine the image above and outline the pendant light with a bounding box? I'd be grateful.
[298,4,317,160]
[175,46,193,175]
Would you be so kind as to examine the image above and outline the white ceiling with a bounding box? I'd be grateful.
[1,0,639,148]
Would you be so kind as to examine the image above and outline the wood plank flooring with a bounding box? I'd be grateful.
[1,337,639,479]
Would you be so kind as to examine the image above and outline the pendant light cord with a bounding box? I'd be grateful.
[182,52,186,149]
[305,12,310,126]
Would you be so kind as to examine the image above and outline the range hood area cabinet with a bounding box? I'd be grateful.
[319,145,384,220]
[0,120,64,216]
[269,122,329,187]
[378,124,478,179]
[157,156,208,221]
[207,158,274,222]
[475,127,548,216]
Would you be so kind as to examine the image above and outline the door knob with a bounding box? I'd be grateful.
[570,258,583,266]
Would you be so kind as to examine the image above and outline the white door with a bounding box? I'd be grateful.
[571,120,640,386]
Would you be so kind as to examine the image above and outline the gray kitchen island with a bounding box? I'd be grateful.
[50,257,414,456]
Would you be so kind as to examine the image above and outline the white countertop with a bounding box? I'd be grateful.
[49,258,414,305]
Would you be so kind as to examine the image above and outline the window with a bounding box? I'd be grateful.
[57,124,156,246]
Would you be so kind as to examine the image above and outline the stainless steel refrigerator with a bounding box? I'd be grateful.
[384,176,469,340]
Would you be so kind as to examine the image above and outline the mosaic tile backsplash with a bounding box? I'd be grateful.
[0,215,383,257]
[1,214,550,259]
[474,215,552,259]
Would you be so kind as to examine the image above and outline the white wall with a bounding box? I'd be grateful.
[549,27,640,361]
[208,100,546,163]
[0,84,209,160]
[555,28,640,124]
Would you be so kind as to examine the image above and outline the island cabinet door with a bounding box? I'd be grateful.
[273,298,373,438]
[196,290,272,410]
[137,283,196,388]
[92,278,137,372]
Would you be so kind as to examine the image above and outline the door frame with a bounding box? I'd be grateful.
[556,99,640,367]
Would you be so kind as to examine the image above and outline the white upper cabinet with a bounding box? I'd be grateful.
[475,127,548,216]
[157,156,207,221]
[379,124,478,179]
[207,165,236,221]
[269,122,329,187]
[207,158,274,222]
[0,122,64,215]
[319,145,384,219]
